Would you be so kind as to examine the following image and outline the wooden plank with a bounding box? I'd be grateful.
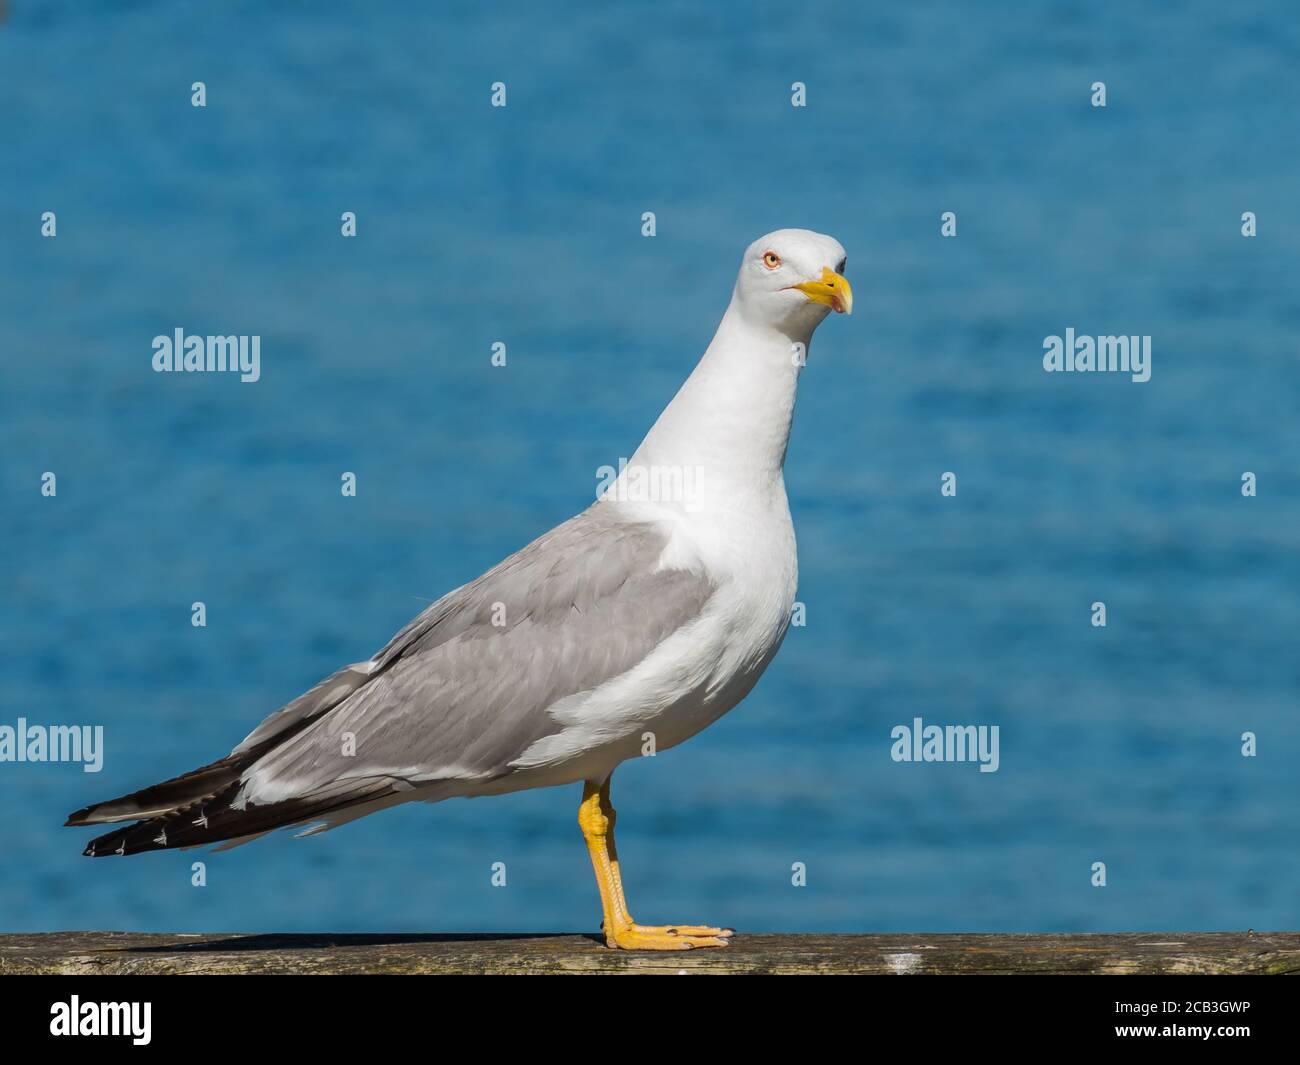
[3,932,1298,975]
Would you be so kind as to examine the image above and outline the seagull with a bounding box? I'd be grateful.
[66,229,852,950]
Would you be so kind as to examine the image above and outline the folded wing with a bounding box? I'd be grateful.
[70,504,714,855]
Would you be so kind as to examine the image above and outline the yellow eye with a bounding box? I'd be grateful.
[762,250,781,269]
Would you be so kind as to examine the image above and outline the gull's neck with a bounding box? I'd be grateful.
[627,297,815,510]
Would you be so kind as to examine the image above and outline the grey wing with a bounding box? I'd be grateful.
[232,504,715,807]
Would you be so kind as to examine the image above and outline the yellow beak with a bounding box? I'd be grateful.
[794,266,853,315]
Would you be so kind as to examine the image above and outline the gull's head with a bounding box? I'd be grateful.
[732,228,851,334]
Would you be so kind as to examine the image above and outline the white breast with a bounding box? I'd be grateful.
[507,486,797,783]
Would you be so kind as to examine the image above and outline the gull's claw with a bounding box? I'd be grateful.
[606,924,733,951]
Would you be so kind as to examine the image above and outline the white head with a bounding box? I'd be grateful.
[729,228,851,337]
[626,228,852,479]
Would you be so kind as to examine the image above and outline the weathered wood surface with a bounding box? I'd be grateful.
[2,932,1297,975]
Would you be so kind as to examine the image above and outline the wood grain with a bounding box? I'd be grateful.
[4,932,1298,975]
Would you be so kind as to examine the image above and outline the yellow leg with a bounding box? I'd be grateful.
[579,775,733,950]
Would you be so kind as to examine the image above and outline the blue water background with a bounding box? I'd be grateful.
[2,1,1298,934]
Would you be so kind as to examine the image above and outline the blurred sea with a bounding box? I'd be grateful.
[2,0,1298,934]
